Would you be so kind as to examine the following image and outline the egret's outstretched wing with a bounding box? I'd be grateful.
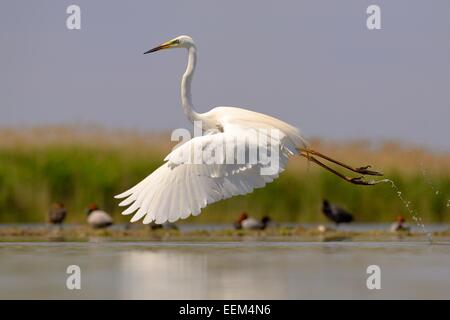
[115,126,298,224]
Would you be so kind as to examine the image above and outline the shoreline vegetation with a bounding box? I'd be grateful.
[0,126,449,224]
[0,224,450,243]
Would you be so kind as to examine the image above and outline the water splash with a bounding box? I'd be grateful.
[379,178,433,243]
[420,163,450,211]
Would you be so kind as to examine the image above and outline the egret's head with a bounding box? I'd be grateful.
[144,35,194,54]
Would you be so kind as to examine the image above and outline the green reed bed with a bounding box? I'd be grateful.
[0,128,449,224]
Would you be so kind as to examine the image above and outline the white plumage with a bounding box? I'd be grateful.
[241,218,265,230]
[116,122,304,224]
[115,35,382,225]
[88,210,113,228]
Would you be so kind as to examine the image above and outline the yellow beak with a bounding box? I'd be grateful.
[144,40,177,54]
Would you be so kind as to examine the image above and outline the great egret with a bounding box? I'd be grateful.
[115,35,382,224]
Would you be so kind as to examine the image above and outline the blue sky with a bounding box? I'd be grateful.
[1,0,449,150]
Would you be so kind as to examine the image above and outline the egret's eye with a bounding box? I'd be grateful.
[172,39,180,45]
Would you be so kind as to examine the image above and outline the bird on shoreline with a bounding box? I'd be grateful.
[115,35,383,225]
[390,215,410,232]
[149,221,178,230]
[48,202,67,225]
[234,212,272,230]
[322,199,354,225]
[86,204,113,229]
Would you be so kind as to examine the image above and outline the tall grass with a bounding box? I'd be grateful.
[0,127,449,223]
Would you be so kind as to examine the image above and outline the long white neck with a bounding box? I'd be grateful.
[181,46,201,122]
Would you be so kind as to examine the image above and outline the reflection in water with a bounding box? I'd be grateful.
[119,251,208,299]
[119,249,289,299]
[117,244,450,299]
[1,242,450,299]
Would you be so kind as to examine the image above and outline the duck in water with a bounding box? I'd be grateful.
[322,199,354,225]
[234,212,272,230]
[86,203,113,229]
[48,202,67,225]
[390,215,410,232]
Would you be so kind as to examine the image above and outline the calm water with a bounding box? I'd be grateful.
[1,240,450,299]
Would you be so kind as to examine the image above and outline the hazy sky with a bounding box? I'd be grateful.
[1,0,449,150]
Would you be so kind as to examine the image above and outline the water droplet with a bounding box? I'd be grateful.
[388,179,431,242]
[421,163,448,211]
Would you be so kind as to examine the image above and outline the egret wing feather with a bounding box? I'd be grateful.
[115,126,295,224]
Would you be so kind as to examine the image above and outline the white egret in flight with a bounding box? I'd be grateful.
[115,35,382,224]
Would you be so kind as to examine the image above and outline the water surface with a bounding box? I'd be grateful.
[1,240,449,299]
